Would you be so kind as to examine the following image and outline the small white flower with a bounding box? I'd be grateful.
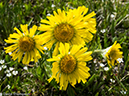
[51,4,55,8]
[124,92,126,94]
[117,58,124,63]
[124,91,126,94]
[0,67,2,71]
[5,43,7,45]
[32,88,35,93]
[2,65,7,69]
[110,79,115,83]
[23,66,28,70]
[112,80,115,83]
[0,60,5,64]
[70,6,75,9]
[99,63,105,67]
[44,47,48,50]
[12,71,18,75]
[101,46,112,59]
[7,85,11,89]
[111,14,115,18]
[66,3,69,6]
[102,59,106,62]
[111,0,115,3]
[8,52,12,55]
[93,59,97,63]
[104,67,109,71]
[9,67,14,71]
[5,69,10,73]
[45,52,49,55]
[120,90,126,94]
[47,13,51,16]
[100,29,106,33]
[103,75,106,80]
[22,33,25,35]
[68,52,70,54]
[6,73,12,77]
[30,74,33,78]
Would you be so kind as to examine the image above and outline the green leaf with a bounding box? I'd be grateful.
[36,66,42,77]
[93,81,98,92]
[5,54,10,62]
[95,92,99,96]
[85,74,96,87]
[0,2,3,8]
[67,84,75,96]
[112,36,117,42]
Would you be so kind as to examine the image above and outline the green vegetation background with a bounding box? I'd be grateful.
[0,0,129,96]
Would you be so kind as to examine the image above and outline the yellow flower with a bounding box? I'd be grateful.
[103,41,123,67]
[39,6,96,56]
[47,42,92,90]
[4,24,44,64]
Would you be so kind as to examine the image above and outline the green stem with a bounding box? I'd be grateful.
[112,65,127,91]
[93,49,102,53]
[67,84,75,96]
[108,66,127,92]
[82,74,96,91]
[0,78,8,92]
[108,73,129,91]
[114,74,127,91]
[39,53,49,79]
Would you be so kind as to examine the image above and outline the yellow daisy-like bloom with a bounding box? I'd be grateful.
[47,42,92,90]
[104,41,123,67]
[4,24,44,64]
[39,6,96,56]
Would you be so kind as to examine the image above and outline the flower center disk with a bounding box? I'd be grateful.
[109,49,118,59]
[19,36,35,52]
[54,23,74,42]
[60,55,76,74]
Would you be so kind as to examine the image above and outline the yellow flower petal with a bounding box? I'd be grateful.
[26,52,30,64]
[59,42,65,56]
[20,24,29,35]
[48,43,91,90]
[9,33,21,39]
[29,25,37,37]
[52,42,59,56]
[18,51,24,63]
[84,11,96,21]
[70,45,81,55]
[74,47,88,57]
[104,41,123,67]
[41,19,51,24]
[5,39,18,43]
[47,57,60,62]
[14,27,22,35]
[38,24,52,31]
[38,6,96,56]
[44,39,56,50]
[22,52,28,64]
[5,24,43,64]
[56,71,61,83]
[65,43,70,54]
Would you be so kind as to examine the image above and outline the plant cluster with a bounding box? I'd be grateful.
[0,0,129,96]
